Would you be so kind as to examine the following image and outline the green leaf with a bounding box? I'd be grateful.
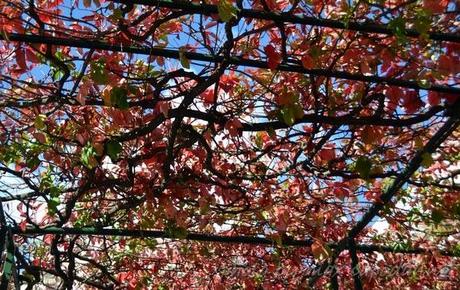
[292,103,304,119]
[1,235,15,284]
[110,8,123,21]
[52,69,64,81]
[26,155,40,169]
[261,211,270,220]
[50,186,61,199]
[310,46,322,59]
[355,156,373,179]
[431,209,444,224]
[417,79,431,89]
[47,196,60,215]
[179,47,190,69]
[453,244,460,257]
[34,114,47,130]
[414,9,431,37]
[0,29,10,42]
[421,152,433,168]
[166,224,188,239]
[453,202,460,218]
[91,59,108,85]
[217,0,238,22]
[81,143,97,169]
[388,17,408,44]
[106,140,122,161]
[110,87,129,109]
[254,132,264,149]
[279,107,295,126]
[145,239,158,250]
[312,240,332,261]
[39,166,56,191]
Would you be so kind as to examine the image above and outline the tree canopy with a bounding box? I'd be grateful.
[0,0,459,289]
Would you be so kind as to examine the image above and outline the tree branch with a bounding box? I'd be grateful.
[1,33,459,94]
[110,0,460,43]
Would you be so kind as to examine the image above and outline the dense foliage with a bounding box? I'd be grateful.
[0,0,459,289]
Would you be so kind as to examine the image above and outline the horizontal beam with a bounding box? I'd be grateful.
[111,0,460,43]
[2,33,459,94]
[11,226,458,257]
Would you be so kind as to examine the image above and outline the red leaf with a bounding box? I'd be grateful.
[219,73,238,93]
[423,0,448,13]
[200,88,215,104]
[45,0,64,8]
[225,118,243,137]
[301,54,314,69]
[333,185,349,199]
[44,234,53,245]
[157,101,170,117]
[19,220,27,231]
[402,91,423,114]
[444,94,459,104]
[312,0,324,13]
[264,45,281,69]
[360,126,384,145]
[380,49,393,73]
[428,92,441,106]
[318,145,335,162]
[25,47,40,64]
[129,278,138,289]
[117,272,129,282]
[33,132,47,144]
[15,48,27,70]
[360,60,372,75]
[385,86,404,113]
[275,208,289,232]
[438,55,456,75]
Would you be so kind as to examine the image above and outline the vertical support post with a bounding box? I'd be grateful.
[330,263,339,290]
[349,238,363,290]
[0,203,14,290]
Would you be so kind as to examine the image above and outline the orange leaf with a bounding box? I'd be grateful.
[312,240,331,261]
[361,126,377,145]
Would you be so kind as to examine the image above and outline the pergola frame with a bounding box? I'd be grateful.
[0,1,459,289]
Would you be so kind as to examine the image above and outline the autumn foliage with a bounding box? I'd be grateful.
[0,0,459,289]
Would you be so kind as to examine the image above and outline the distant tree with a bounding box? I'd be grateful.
[0,0,459,289]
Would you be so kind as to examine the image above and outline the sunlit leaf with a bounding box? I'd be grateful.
[179,47,190,69]
[217,0,238,22]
